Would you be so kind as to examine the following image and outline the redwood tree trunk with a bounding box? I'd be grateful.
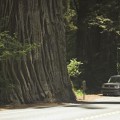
[0,0,75,104]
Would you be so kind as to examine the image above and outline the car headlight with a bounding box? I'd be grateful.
[114,85,120,89]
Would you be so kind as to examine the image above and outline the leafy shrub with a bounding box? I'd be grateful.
[0,31,39,60]
[67,58,82,77]
[74,89,83,97]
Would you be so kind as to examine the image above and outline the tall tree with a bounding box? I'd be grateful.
[0,0,75,104]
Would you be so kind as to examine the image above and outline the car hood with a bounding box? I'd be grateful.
[103,83,120,85]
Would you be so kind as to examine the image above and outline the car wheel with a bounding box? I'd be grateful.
[103,93,107,96]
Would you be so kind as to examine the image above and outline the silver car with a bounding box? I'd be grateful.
[101,75,120,96]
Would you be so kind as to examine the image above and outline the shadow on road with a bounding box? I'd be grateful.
[34,100,120,110]
[1,99,120,110]
[78,101,120,104]
[62,101,120,109]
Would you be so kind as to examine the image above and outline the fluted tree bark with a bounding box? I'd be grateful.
[0,0,75,104]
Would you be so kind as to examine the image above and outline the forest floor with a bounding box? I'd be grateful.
[0,94,103,111]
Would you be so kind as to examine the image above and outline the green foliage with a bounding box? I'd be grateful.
[67,58,82,77]
[64,1,77,31]
[86,0,120,35]
[88,15,113,30]
[0,31,39,60]
[87,14,120,35]
[64,8,77,31]
[74,89,83,97]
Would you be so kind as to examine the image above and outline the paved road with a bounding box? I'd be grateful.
[0,96,120,120]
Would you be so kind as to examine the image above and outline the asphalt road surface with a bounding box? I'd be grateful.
[0,96,120,120]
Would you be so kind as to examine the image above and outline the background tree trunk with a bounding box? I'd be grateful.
[0,0,75,104]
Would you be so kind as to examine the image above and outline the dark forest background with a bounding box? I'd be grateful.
[66,0,120,92]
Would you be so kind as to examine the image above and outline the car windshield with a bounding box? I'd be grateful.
[108,77,120,83]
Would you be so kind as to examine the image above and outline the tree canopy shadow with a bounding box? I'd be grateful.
[62,100,120,109]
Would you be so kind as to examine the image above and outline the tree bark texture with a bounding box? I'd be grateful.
[0,0,75,104]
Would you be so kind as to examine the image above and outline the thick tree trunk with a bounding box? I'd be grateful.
[0,0,76,104]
